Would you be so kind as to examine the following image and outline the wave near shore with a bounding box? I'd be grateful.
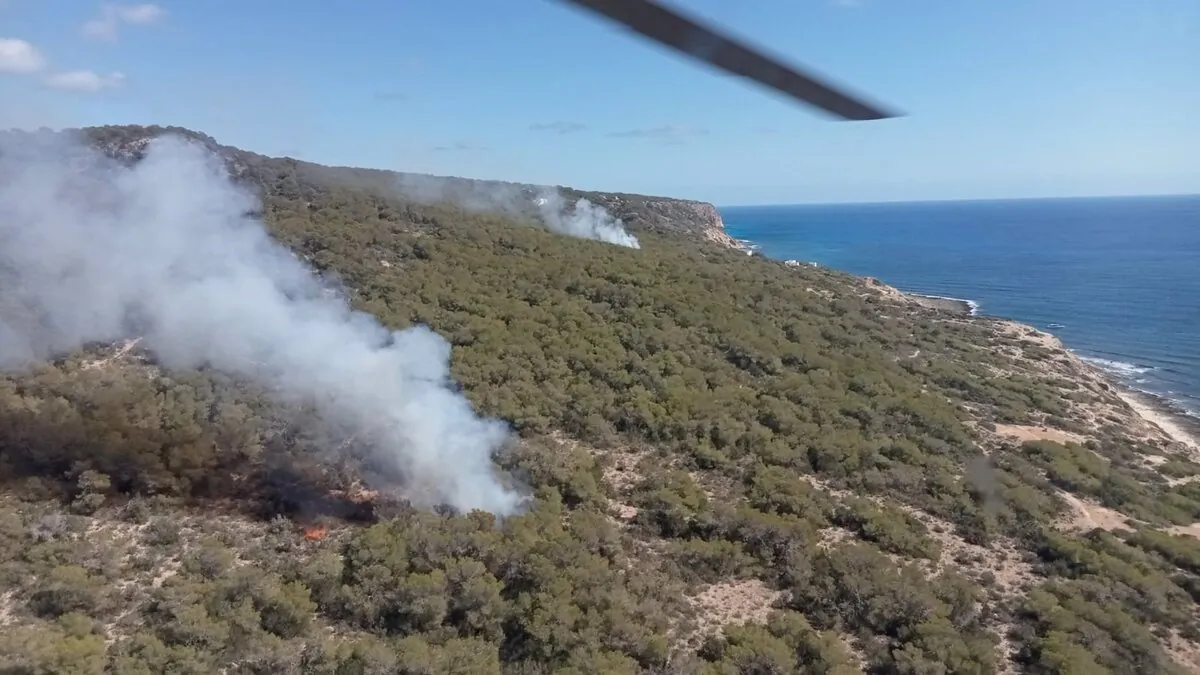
[722,233,1200,453]
[1077,355,1200,450]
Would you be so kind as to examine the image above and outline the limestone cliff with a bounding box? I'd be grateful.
[564,189,743,249]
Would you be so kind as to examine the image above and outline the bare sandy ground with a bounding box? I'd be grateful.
[1117,390,1199,452]
[994,424,1085,446]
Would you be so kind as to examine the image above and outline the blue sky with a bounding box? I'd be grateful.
[1,0,1197,205]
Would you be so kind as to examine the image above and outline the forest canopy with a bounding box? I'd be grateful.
[0,125,1197,675]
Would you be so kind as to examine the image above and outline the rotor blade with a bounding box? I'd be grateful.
[554,0,899,121]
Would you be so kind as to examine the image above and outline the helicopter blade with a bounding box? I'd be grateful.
[554,0,899,121]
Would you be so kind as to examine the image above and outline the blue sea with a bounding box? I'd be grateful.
[721,195,1200,419]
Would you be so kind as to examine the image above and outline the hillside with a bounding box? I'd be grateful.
[71,125,733,246]
[2,125,1200,674]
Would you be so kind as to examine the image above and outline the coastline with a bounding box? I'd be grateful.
[908,293,979,316]
[978,320,1200,454]
[1114,388,1200,452]
[942,303,1200,454]
[710,222,1199,453]
[859,277,980,317]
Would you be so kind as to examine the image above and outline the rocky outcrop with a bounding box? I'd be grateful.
[564,190,742,247]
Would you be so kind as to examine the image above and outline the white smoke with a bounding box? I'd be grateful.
[394,173,640,249]
[533,191,641,249]
[0,130,527,516]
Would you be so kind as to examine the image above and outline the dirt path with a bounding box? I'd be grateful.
[82,337,143,370]
[1057,490,1131,533]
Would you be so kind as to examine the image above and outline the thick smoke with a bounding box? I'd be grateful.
[0,131,527,515]
[395,173,640,249]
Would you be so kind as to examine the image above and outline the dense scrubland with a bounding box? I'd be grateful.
[2,125,1200,674]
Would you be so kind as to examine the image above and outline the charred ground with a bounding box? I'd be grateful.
[2,126,1200,674]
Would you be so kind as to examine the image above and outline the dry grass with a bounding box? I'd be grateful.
[0,590,16,629]
[994,424,1085,446]
[817,526,853,551]
[685,579,784,639]
[1166,629,1200,674]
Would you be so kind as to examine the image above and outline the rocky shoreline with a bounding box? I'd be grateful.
[735,230,1200,455]
[993,319,1200,453]
[907,293,978,315]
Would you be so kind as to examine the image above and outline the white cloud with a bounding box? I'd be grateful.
[2,32,130,95]
[43,69,126,92]
[117,3,165,23]
[82,3,166,42]
[81,17,120,42]
[0,38,46,74]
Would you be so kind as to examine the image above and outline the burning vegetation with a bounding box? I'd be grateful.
[1,125,1199,674]
[301,524,328,541]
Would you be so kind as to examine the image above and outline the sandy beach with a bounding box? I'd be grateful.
[1116,389,1200,452]
[999,319,1200,454]
[955,312,1200,454]
[939,303,1199,455]
[1014,318,1200,454]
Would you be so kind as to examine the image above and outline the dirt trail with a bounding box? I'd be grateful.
[82,337,143,370]
[1056,490,1131,533]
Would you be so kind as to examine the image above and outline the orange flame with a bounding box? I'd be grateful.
[303,525,328,541]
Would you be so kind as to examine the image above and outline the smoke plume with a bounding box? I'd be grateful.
[394,173,640,249]
[0,130,527,515]
[533,190,640,249]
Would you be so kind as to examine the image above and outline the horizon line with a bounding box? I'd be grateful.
[718,191,1200,210]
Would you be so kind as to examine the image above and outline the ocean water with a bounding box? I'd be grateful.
[721,195,1200,419]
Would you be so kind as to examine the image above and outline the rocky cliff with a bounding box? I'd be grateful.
[562,189,740,247]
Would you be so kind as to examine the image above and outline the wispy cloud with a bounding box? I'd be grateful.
[43,69,126,92]
[0,37,46,74]
[1,35,128,94]
[606,124,709,144]
[829,0,862,7]
[529,121,588,134]
[82,3,166,42]
[432,141,488,153]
